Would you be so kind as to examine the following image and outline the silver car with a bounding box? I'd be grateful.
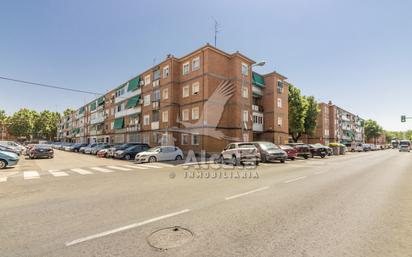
[135,146,184,163]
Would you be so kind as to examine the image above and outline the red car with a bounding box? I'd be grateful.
[97,149,109,158]
[280,145,298,160]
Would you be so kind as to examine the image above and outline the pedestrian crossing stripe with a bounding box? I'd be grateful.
[24,171,40,179]
[138,164,162,169]
[48,170,69,177]
[90,167,115,173]
[122,165,148,170]
[71,168,93,175]
[0,177,7,182]
[106,166,131,171]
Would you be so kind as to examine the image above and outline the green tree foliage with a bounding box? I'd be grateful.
[0,109,7,125]
[33,111,61,140]
[303,96,319,137]
[288,84,307,142]
[7,108,38,139]
[364,119,383,143]
[63,108,75,117]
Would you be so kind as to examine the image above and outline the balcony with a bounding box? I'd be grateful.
[151,121,159,130]
[252,112,264,132]
[252,85,263,96]
[114,106,142,118]
[115,88,141,104]
[252,104,264,112]
[90,114,105,125]
[152,80,160,88]
[126,125,141,132]
[152,100,160,110]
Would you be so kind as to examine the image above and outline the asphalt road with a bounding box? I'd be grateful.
[0,149,411,257]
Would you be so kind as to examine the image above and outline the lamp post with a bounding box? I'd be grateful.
[241,61,266,141]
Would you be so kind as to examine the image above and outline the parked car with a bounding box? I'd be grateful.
[28,144,54,159]
[362,144,371,152]
[91,144,111,155]
[279,145,298,160]
[0,150,19,169]
[0,141,25,154]
[63,143,75,151]
[114,144,150,160]
[107,143,143,158]
[0,145,20,155]
[252,141,287,163]
[80,143,98,154]
[97,149,110,158]
[309,144,328,158]
[135,146,184,163]
[218,142,260,166]
[285,143,311,159]
[399,140,411,152]
[370,144,377,151]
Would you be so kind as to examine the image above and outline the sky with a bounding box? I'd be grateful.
[1,0,411,131]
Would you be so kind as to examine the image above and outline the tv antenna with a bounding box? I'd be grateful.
[213,18,221,47]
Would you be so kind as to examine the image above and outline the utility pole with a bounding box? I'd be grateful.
[213,18,221,47]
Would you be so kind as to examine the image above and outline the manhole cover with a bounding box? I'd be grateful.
[147,226,193,251]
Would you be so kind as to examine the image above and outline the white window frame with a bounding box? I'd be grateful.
[181,134,189,145]
[182,109,189,121]
[277,98,282,108]
[241,62,249,76]
[162,88,169,100]
[243,110,248,122]
[162,111,169,123]
[242,86,248,98]
[277,116,283,127]
[143,115,150,125]
[182,85,189,98]
[192,82,200,95]
[192,56,200,71]
[144,74,151,86]
[163,65,169,79]
[182,62,190,75]
[192,107,199,120]
[144,95,151,106]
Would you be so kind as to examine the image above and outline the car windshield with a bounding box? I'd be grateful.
[259,143,279,150]
[238,144,255,148]
[146,147,161,152]
[125,146,137,151]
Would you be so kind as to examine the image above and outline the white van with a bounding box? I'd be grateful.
[399,140,411,152]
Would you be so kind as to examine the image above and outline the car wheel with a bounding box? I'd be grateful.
[149,156,157,163]
[0,160,7,169]
[304,155,309,159]
[124,154,131,160]
[175,155,183,160]
[280,159,285,163]
[231,155,238,166]
[290,157,295,161]
[321,155,326,158]
[218,155,224,164]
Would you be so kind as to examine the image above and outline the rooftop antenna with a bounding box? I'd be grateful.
[213,17,221,47]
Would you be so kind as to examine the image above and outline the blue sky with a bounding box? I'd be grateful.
[1,0,411,130]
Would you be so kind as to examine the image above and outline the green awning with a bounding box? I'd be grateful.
[127,76,140,92]
[90,101,97,111]
[113,117,124,129]
[252,72,265,87]
[125,95,140,109]
[97,96,105,106]
[79,107,85,114]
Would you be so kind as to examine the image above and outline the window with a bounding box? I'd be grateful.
[144,75,151,86]
[192,82,200,95]
[192,134,200,145]
[153,89,160,101]
[181,134,189,145]
[242,86,248,98]
[162,111,169,122]
[241,62,249,76]
[152,111,159,122]
[182,62,190,75]
[243,110,248,122]
[163,66,169,78]
[192,56,200,71]
[192,107,199,120]
[143,115,150,125]
[144,95,151,106]
[277,117,283,127]
[129,115,139,125]
[143,134,149,144]
[162,88,169,99]
[117,104,123,112]
[116,87,125,97]
[277,81,283,94]
[182,109,189,121]
[182,85,189,98]
[277,98,282,108]
[153,69,160,80]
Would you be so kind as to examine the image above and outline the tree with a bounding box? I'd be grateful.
[63,108,75,117]
[288,84,307,142]
[364,119,383,143]
[303,96,319,137]
[7,108,38,140]
[33,111,61,140]
[0,109,8,139]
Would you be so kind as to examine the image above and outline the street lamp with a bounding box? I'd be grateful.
[241,60,266,142]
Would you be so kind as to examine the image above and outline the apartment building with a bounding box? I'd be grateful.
[57,44,289,154]
[305,101,364,145]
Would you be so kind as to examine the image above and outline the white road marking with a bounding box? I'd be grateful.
[106,166,131,171]
[71,168,93,175]
[65,209,191,247]
[0,177,7,182]
[90,167,115,173]
[137,164,162,169]
[48,170,69,177]
[122,165,148,170]
[225,186,269,200]
[284,176,307,183]
[24,171,40,179]
[152,163,175,167]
